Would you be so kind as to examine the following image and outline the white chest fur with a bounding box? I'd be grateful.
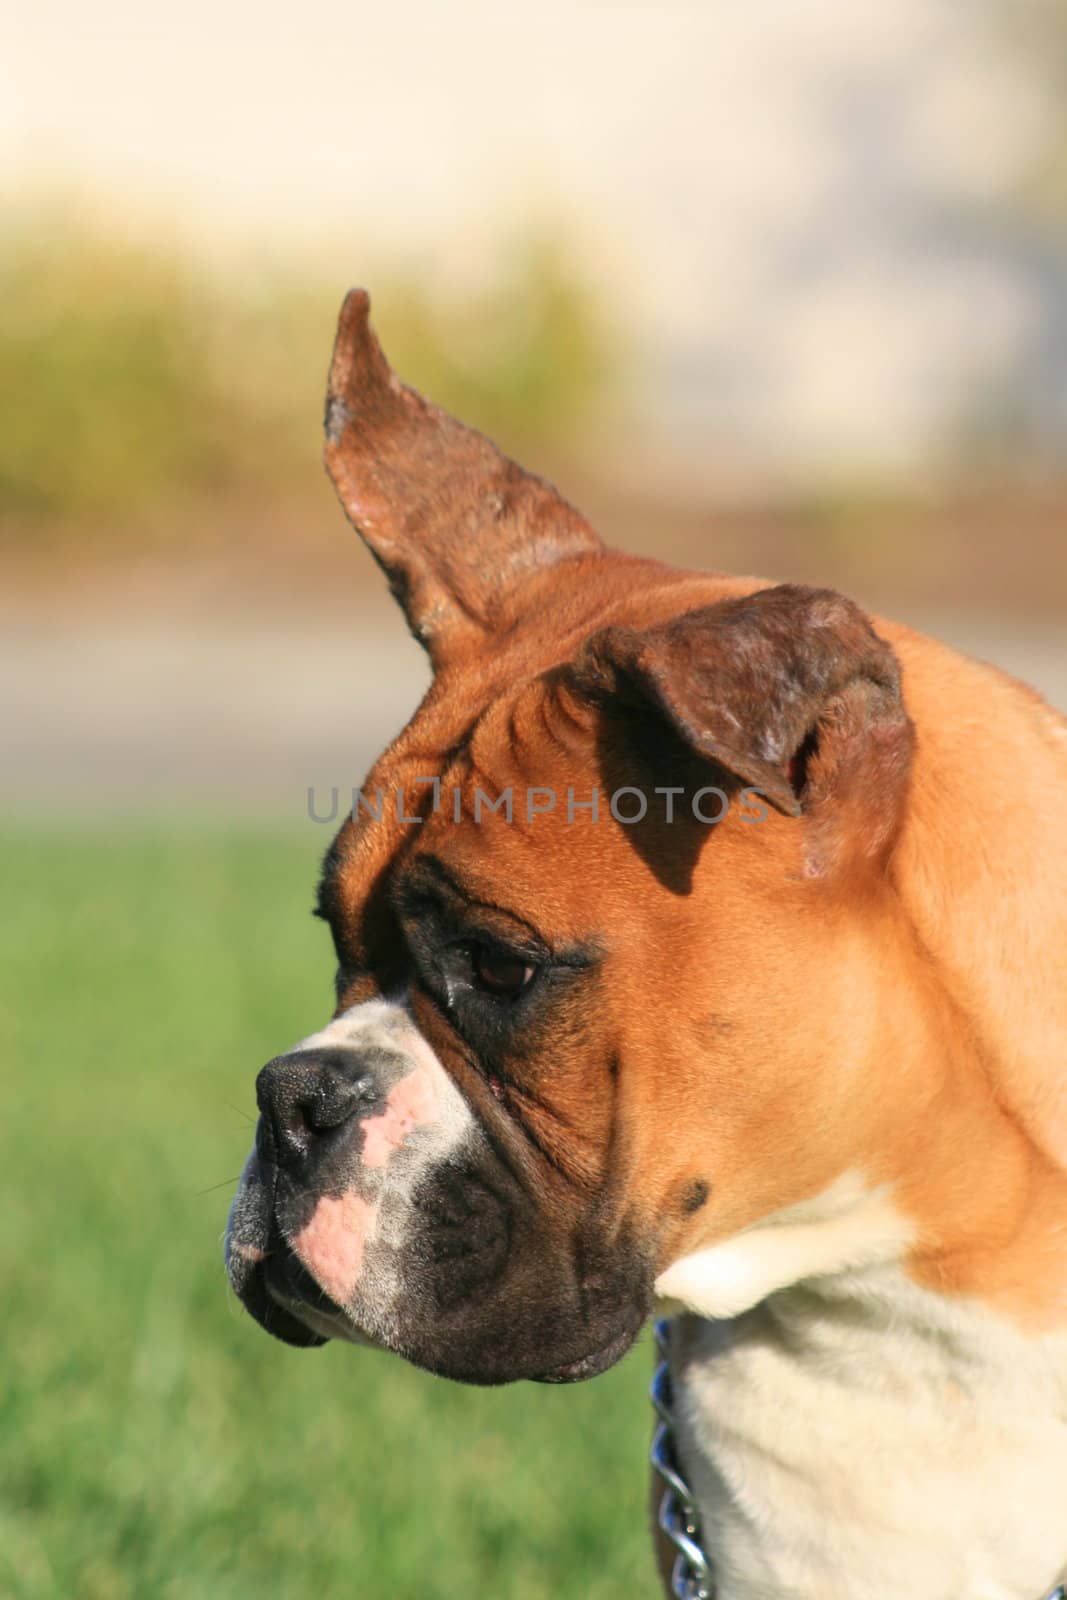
[655,1179,1067,1600]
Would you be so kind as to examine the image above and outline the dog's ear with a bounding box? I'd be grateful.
[570,584,914,869]
[323,289,603,669]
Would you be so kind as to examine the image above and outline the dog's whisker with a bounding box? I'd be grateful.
[196,1174,243,1197]
[223,1099,256,1127]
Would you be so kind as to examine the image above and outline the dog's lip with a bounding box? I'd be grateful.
[530,1323,640,1384]
[231,1252,330,1349]
[265,1276,376,1347]
[227,1199,333,1349]
[262,1238,380,1348]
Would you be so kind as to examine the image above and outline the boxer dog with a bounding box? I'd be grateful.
[226,290,1067,1600]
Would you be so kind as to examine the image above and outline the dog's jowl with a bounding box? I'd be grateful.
[226,290,1067,1600]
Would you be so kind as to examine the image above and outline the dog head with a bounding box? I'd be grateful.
[225,291,914,1382]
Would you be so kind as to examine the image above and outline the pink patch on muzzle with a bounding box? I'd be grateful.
[360,1068,441,1169]
[292,1191,376,1305]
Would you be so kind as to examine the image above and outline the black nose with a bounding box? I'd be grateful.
[255,1048,377,1167]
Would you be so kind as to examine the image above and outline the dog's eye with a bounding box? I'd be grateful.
[470,944,536,999]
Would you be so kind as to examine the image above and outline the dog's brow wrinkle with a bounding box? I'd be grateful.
[535,688,573,761]
[505,700,531,764]
[548,680,591,744]
[466,757,508,808]
[401,852,498,925]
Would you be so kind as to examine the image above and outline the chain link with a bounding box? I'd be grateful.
[650,1317,715,1600]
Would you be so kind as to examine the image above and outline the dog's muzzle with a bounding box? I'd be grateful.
[224,998,650,1384]
[225,1000,477,1350]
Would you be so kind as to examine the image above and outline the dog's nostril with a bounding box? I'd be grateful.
[303,1077,373,1135]
[255,1051,377,1167]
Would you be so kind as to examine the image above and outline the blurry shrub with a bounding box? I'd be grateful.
[0,199,615,543]
[1,211,245,528]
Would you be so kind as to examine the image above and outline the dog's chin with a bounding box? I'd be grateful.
[386,1313,645,1388]
[529,1325,639,1384]
[255,1273,640,1384]
[250,1259,642,1384]
[228,1202,645,1382]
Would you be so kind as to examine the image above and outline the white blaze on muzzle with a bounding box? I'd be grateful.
[280,999,474,1308]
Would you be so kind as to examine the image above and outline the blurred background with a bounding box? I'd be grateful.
[2,3,1065,1597]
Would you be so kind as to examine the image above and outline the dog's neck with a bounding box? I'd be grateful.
[655,963,1067,1600]
[668,1258,1067,1600]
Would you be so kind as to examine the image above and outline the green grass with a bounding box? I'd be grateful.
[0,826,656,1600]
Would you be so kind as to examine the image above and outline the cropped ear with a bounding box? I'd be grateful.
[323,289,603,669]
[570,584,914,868]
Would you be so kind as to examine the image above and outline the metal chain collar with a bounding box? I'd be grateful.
[649,1315,1067,1600]
[650,1317,715,1600]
